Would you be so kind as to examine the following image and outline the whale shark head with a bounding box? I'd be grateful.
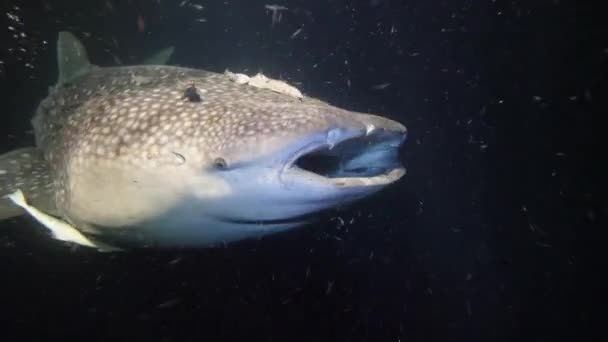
[184,101,407,229]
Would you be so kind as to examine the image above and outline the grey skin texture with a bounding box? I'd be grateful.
[0,31,407,250]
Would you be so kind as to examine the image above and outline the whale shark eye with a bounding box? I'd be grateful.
[213,157,228,169]
[172,151,186,165]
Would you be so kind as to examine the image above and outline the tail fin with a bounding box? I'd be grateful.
[0,148,57,221]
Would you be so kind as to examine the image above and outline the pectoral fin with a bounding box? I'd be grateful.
[4,189,122,252]
[0,148,56,221]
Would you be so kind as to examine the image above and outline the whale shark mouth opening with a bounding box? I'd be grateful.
[292,131,404,179]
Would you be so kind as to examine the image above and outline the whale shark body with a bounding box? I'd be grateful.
[0,32,407,251]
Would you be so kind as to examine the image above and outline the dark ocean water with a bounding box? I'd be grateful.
[0,0,604,341]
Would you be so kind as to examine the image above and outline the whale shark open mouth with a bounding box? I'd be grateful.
[290,128,406,181]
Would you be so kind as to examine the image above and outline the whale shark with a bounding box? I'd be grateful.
[0,31,407,251]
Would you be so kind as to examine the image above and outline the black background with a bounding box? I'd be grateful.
[0,0,605,341]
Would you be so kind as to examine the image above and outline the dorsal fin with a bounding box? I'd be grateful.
[143,46,175,65]
[56,31,174,83]
[57,31,95,84]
